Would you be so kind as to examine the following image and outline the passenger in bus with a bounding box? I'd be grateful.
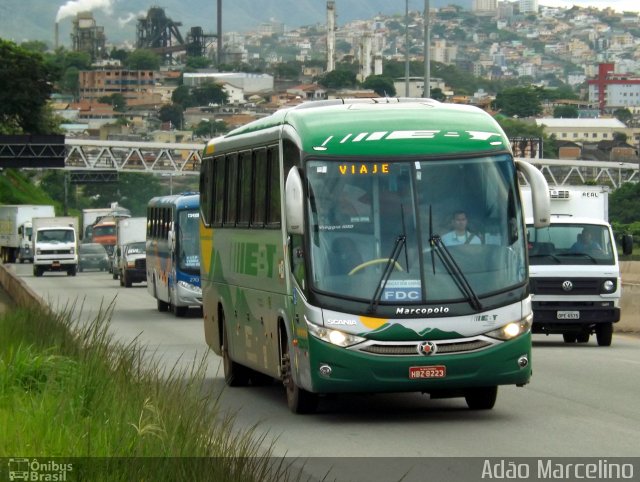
[441,210,481,246]
[328,237,363,275]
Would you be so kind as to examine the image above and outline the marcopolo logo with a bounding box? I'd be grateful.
[396,306,449,316]
[7,458,73,481]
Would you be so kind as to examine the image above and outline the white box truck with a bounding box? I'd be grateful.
[113,216,147,281]
[521,185,633,346]
[0,205,55,263]
[31,216,79,277]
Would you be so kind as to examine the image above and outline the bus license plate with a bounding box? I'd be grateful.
[557,311,579,320]
[409,365,446,379]
[52,261,60,268]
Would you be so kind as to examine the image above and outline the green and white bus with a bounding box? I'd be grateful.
[199,98,550,413]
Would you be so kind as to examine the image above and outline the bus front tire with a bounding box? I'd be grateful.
[281,332,318,414]
[464,386,497,410]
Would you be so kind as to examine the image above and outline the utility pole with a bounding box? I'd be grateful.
[405,0,410,96]
[423,0,430,98]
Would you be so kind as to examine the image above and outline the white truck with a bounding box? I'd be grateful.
[113,216,147,281]
[31,216,79,277]
[0,205,55,263]
[521,185,633,346]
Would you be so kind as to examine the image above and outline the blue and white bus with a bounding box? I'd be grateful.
[146,193,202,317]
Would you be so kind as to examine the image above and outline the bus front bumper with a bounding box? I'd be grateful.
[300,333,532,394]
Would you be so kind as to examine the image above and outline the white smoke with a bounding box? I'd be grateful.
[117,11,146,29]
[56,0,115,23]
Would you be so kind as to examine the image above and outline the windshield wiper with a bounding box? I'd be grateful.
[367,233,406,314]
[529,253,561,264]
[427,208,482,311]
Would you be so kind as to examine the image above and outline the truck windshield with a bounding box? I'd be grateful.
[37,229,75,243]
[305,154,527,304]
[177,209,200,274]
[527,223,615,266]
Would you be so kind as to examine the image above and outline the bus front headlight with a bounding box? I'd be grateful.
[306,319,366,348]
[485,315,532,341]
[177,280,202,294]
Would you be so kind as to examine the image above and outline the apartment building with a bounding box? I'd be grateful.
[79,70,157,105]
[587,63,640,112]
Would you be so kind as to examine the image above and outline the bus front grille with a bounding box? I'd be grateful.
[356,338,494,356]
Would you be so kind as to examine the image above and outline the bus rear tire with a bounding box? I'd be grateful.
[222,316,250,386]
[281,330,318,414]
[464,386,497,410]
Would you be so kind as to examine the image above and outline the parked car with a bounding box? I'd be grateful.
[78,243,109,272]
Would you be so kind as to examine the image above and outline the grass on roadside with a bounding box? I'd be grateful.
[0,299,304,481]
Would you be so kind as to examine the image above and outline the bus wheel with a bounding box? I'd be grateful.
[596,323,613,347]
[222,316,250,386]
[154,279,169,312]
[464,386,497,410]
[281,333,318,414]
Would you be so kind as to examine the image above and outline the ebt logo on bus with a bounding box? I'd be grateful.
[232,241,277,277]
[338,163,389,175]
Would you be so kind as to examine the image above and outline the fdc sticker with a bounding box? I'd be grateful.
[382,279,421,301]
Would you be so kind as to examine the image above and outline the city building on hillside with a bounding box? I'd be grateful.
[535,118,632,143]
[183,72,274,94]
[473,0,498,15]
[79,70,157,105]
[519,0,538,14]
[588,63,640,113]
[393,77,447,98]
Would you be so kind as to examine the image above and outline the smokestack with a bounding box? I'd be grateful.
[326,1,336,72]
[217,0,222,67]
[55,22,59,49]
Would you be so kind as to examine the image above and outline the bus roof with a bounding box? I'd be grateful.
[212,98,511,158]
[148,193,199,210]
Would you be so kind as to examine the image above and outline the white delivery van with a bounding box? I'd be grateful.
[521,185,633,346]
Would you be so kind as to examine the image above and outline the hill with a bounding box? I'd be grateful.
[0,0,472,46]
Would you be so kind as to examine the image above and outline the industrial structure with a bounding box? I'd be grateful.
[135,6,218,64]
[326,1,336,72]
[70,12,107,61]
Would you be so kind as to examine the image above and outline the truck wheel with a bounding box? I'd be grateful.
[68,266,77,276]
[33,266,43,277]
[124,273,132,288]
[465,386,498,410]
[596,323,613,347]
[576,332,590,343]
[562,333,577,343]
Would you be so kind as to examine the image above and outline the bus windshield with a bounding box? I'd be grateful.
[177,209,200,274]
[305,154,526,304]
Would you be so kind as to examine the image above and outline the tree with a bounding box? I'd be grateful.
[317,69,357,89]
[430,87,446,102]
[362,75,396,97]
[553,105,579,118]
[0,39,57,133]
[492,86,543,118]
[125,49,161,70]
[191,82,228,106]
[610,182,640,225]
[613,108,633,125]
[158,104,184,129]
[98,93,126,111]
[171,85,193,108]
[185,56,212,70]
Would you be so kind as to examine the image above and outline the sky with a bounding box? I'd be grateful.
[539,1,639,13]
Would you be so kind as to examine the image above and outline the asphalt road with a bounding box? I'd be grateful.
[3,264,640,481]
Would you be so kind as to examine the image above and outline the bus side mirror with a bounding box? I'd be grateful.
[622,234,633,256]
[516,160,550,228]
[285,167,305,235]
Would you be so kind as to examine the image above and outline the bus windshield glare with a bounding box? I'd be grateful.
[305,154,527,304]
